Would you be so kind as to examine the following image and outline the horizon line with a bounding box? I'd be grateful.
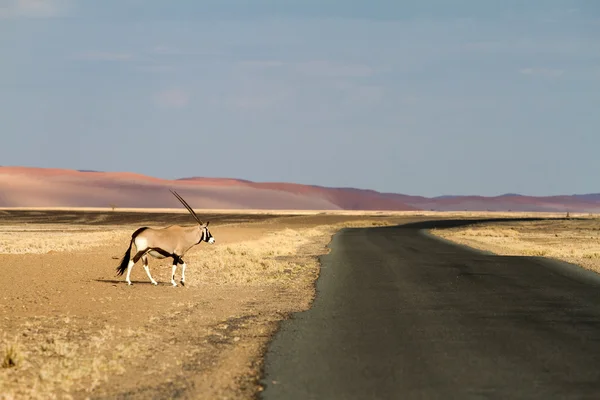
[0,164,598,200]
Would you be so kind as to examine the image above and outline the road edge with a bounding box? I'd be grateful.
[422,227,600,286]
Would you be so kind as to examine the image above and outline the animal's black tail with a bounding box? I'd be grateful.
[116,227,148,276]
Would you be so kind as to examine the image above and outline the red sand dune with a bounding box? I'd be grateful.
[0,166,599,212]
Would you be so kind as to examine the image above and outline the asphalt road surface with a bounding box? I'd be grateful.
[260,219,600,399]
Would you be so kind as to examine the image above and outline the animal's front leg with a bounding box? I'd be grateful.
[171,255,184,287]
[171,264,178,287]
[180,261,186,286]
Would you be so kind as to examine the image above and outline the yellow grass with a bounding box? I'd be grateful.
[0,227,130,254]
[1,338,22,369]
[0,318,157,399]
[430,218,600,273]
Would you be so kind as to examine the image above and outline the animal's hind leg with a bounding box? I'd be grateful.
[142,255,158,286]
[126,250,145,286]
[179,258,186,286]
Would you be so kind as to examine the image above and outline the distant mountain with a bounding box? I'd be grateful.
[573,194,600,202]
[0,166,599,212]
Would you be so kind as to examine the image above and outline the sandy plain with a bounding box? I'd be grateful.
[1,209,596,399]
[0,209,418,400]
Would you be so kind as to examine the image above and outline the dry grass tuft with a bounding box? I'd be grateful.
[0,227,131,254]
[2,339,22,369]
[186,227,323,286]
[448,227,521,238]
[0,318,156,398]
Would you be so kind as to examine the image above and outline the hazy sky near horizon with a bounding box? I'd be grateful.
[1,0,599,197]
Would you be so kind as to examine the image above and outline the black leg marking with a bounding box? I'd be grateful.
[170,255,180,282]
[132,251,146,263]
[179,258,186,286]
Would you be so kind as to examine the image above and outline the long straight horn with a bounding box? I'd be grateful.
[170,189,203,225]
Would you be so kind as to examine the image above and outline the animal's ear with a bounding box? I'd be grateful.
[205,221,210,227]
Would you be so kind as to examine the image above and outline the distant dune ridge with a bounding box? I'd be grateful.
[1,166,599,212]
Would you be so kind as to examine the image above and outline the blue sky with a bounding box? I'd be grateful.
[1,0,599,197]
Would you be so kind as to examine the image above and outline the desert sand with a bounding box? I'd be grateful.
[3,209,600,399]
[0,209,411,399]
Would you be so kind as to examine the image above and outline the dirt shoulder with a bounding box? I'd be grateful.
[0,210,414,399]
[429,217,600,275]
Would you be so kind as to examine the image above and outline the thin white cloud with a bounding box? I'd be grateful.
[77,52,134,61]
[152,46,171,54]
[216,78,293,112]
[294,61,376,78]
[461,41,505,52]
[149,45,224,58]
[238,60,285,69]
[0,0,71,18]
[461,37,595,57]
[227,93,286,111]
[335,82,385,107]
[151,46,188,56]
[136,64,179,73]
[153,88,190,109]
[519,68,564,78]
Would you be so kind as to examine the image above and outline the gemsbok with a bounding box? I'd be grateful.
[115,190,215,286]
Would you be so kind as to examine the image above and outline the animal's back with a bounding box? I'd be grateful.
[140,225,197,251]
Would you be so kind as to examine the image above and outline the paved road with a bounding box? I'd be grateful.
[260,219,600,399]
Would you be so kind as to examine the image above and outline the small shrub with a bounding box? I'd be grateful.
[525,249,548,257]
[2,341,22,368]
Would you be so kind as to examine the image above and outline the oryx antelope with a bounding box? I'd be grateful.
[116,190,215,286]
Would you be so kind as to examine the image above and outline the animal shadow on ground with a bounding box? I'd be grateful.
[94,279,172,286]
